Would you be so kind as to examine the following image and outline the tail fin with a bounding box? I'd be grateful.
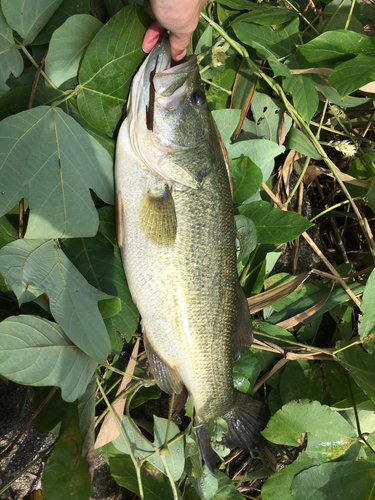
[195,392,268,473]
[221,392,268,452]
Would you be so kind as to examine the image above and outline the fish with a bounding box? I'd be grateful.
[115,36,267,472]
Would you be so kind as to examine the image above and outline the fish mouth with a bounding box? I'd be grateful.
[145,37,198,130]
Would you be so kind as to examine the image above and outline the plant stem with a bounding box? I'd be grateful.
[344,0,356,29]
[18,45,59,90]
[201,77,232,94]
[97,376,145,500]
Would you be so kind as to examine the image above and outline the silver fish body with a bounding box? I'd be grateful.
[115,37,266,471]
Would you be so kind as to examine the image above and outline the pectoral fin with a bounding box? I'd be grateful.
[139,184,177,245]
[232,284,254,360]
[143,331,183,395]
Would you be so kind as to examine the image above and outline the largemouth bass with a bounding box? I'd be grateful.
[115,36,267,471]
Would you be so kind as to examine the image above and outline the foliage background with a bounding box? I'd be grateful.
[0,0,375,499]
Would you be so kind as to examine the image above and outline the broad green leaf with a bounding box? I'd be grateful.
[45,15,103,88]
[329,54,375,98]
[229,156,263,204]
[0,239,111,363]
[2,0,63,44]
[284,128,323,160]
[33,387,68,434]
[194,23,212,54]
[66,98,115,157]
[283,74,318,124]
[212,109,241,147]
[322,361,364,408]
[206,56,239,110]
[291,461,375,500]
[98,205,117,246]
[42,401,91,500]
[78,5,149,136]
[324,0,374,21]
[215,0,254,9]
[110,456,175,500]
[358,268,375,352]
[60,237,139,346]
[189,465,219,500]
[104,0,124,18]
[0,86,64,121]
[0,9,24,91]
[231,60,255,110]
[250,41,291,78]
[251,92,292,143]
[237,201,312,244]
[232,18,299,59]
[232,6,297,26]
[229,140,285,182]
[262,400,356,461]
[312,74,371,108]
[336,343,375,403]
[298,30,375,67]
[279,359,324,404]
[261,451,315,500]
[113,416,184,481]
[235,215,257,262]
[213,470,243,499]
[0,316,98,402]
[0,106,113,238]
[232,349,261,394]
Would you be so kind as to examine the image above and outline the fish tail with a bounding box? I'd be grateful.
[221,392,268,452]
[196,392,268,473]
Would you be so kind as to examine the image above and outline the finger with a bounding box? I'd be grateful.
[142,21,165,53]
[169,33,191,61]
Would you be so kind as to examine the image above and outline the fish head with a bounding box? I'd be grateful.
[126,37,213,187]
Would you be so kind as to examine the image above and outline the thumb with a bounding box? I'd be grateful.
[169,32,191,61]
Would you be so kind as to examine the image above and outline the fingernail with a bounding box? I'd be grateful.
[173,49,187,61]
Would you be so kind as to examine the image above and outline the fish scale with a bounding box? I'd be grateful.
[115,36,267,472]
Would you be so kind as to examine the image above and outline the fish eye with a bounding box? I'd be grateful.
[192,90,205,106]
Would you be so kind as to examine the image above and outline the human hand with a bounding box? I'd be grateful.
[142,0,207,61]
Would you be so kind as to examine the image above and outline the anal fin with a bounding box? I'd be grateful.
[139,183,177,245]
[195,421,220,474]
[232,284,254,360]
[143,331,183,395]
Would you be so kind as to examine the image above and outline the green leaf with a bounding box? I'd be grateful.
[206,56,239,110]
[213,470,243,499]
[215,0,255,10]
[262,400,357,461]
[229,140,285,182]
[279,359,324,404]
[110,456,175,500]
[78,5,149,136]
[113,416,185,481]
[298,30,375,67]
[33,387,68,434]
[189,465,219,500]
[232,349,261,394]
[212,109,241,148]
[77,375,96,463]
[250,41,291,78]
[312,74,371,108]
[60,237,139,345]
[336,343,375,403]
[0,9,24,91]
[0,316,98,402]
[232,18,299,59]
[233,6,297,26]
[235,215,257,262]
[329,54,375,98]
[251,92,292,143]
[0,239,111,363]
[230,156,263,204]
[284,128,323,160]
[45,14,103,88]
[261,451,315,500]
[0,86,64,121]
[291,461,375,500]
[2,0,63,44]
[283,74,318,124]
[33,0,90,45]
[98,206,117,246]
[237,201,312,244]
[0,106,113,238]
[231,60,255,110]
[42,401,91,500]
